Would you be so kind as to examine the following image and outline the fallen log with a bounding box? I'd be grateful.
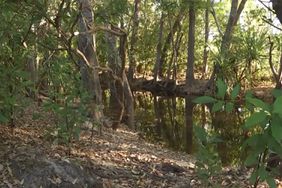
[130,78,212,97]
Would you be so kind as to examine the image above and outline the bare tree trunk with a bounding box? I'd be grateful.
[186,4,196,89]
[167,31,183,80]
[105,26,124,130]
[123,72,135,129]
[268,39,282,89]
[202,0,210,79]
[159,8,185,78]
[221,0,238,53]
[204,0,248,91]
[271,0,282,24]
[173,33,183,81]
[26,52,38,99]
[77,0,103,123]
[221,0,248,54]
[154,13,164,82]
[119,17,126,71]
[119,18,135,129]
[128,0,141,83]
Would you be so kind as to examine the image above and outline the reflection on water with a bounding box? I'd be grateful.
[135,92,245,166]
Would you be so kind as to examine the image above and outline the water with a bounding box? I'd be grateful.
[134,92,246,166]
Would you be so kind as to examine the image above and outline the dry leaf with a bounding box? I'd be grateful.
[72,178,78,184]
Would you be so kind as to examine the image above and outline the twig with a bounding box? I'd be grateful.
[262,17,282,31]
[76,25,126,37]
[258,0,275,14]
[268,37,279,83]
[210,5,223,36]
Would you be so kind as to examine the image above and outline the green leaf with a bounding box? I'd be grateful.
[225,102,234,113]
[245,154,258,166]
[194,126,207,143]
[267,136,282,156]
[0,113,9,123]
[245,111,268,129]
[249,171,258,184]
[266,177,276,188]
[231,84,240,100]
[216,79,227,99]
[212,101,224,112]
[271,116,282,142]
[246,97,270,112]
[193,96,217,104]
[244,134,266,149]
[273,96,282,116]
[258,167,268,181]
[272,89,282,98]
[245,90,253,99]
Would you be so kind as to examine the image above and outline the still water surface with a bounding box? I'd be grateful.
[134,92,246,166]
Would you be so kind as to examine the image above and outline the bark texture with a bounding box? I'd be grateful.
[159,8,185,78]
[271,0,282,24]
[128,0,141,83]
[77,0,103,122]
[154,13,164,81]
[105,27,124,130]
[186,3,196,89]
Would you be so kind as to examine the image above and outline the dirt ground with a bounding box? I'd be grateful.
[0,103,280,187]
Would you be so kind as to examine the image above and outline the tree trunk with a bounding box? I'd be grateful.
[202,0,210,79]
[123,72,135,129]
[166,12,182,80]
[221,0,238,54]
[128,0,141,83]
[205,0,248,90]
[159,8,185,78]
[221,0,247,53]
[105,26,124,130]
[119,17,126,71]
[271,0,282,24]
[119,18,135,129]
[26,52,38,99]
[154,13,164,82]
[77,0,103,122]
[186,4,196,89]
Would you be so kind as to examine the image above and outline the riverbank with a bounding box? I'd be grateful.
[0,103,277,187]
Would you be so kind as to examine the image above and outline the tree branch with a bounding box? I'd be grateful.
[258,0,275,14]
[268,37,279,83]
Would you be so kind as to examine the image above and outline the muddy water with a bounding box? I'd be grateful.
[134,92,246,166]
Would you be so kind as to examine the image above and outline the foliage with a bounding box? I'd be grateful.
[193,79,239,185]
[193,79,239,113]
[43,59,89,145]
[0,0,281,186]
[194,80,282,187]
[194,125,222,187]
[0,62,30,124]
[243,90,282,187]
[43,94,88,145]
[0,2,34,125]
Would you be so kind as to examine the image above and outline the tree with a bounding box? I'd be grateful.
[186,2,196,90]
[204,0,248,90]
[128,0,141,83]
[154,13,165,81]
[77,0,103,123]
[159,7,185,78]
[201,0,211,79]
[271,0,282,24]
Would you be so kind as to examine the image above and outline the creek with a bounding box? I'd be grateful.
[133,92,247,166]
